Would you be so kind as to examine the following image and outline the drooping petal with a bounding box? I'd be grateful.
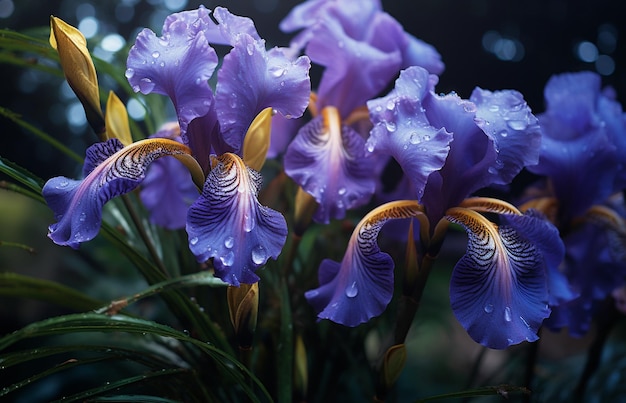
[43,138,200,248]
[446,207,551,349]
[140,125,199,230]
[126,6,218,171]
[284,107,377,224]
[186,153,287,286]
[366,66,452,202]
[215,33,311,154]
[305,200,423,326]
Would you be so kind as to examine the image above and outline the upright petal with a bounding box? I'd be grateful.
[446,207,552,349]
[366,66,452,202]
[215,34,311,154]
[43,138,199,248]
[527,71,625,220]
[186,153,287,286]
[284,107,377,224]
[126,8,219,170]
[305,200,423,326]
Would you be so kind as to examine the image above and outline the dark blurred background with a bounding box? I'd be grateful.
[0,0,624,179]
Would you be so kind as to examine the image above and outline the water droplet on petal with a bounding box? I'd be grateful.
[246,43,255,55]
[270,67,285,77]
[507,120,527,130]
[124,68,134,79]
[224,236,234,249]
[409,132,421,144]
[345,281,358,298]
[243,214,256,232]
[220,251,235,267]
[504,306,512,322]
[498,130,508,137]
[151,51,160,58]
[79,212,86,222]
[484,303,494,313]
[385,121,396,132]
[57,180,69,189]
[423,134,430,141]
[190,236,199,245]
[138,78,155,93]
[251,245,266,265]
[386,100,395,110]
[338,187,346,195]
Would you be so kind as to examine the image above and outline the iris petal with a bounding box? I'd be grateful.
[215,33,311,154]
[284,107,377,224]
[43,138,198,248]
[446,207,551,349]
[366,66,453,201]
[186,153,287,286]
[305,200,423,326]
[126,7,218,171]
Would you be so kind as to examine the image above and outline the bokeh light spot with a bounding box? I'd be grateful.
[78,17,99,39]
[576,41,598,62]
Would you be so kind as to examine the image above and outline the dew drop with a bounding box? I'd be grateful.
[385,121,397,132]
[57,180,69,189]
[246,43,255,55]
[159,61,165,67]
[243,214,256,232]
[224,236,234,249]
[138,78,155,93]
[270,67,285,77]
[507,120,527,130]
[409,132,421,144]
[498,129,508,137]
[366,141,375,152]
[386,100,395,110]
[220,251,235,266]
[151,50,160,58]
[338,187,346,195]
[251,245,266,265]
[484,303,494,313]
[489,104,500,112]
[124,68,134,79]
[190,236,198,245]
[345,281,358,298]
[423,134,431,141]
[79,212,87,222]
[504,306,512,322]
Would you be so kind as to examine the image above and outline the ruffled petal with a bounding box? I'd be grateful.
[366,66,452,201]
[446,208,551,349]
[305,200,422,326]
[186,153,287,286]
[306,9,401,117]
[284,107,377,224]
[215,33,311,154]
[471,88,542,185]
[43,138,197,248]
[126,7,218,171]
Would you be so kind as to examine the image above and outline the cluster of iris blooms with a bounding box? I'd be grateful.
[45,0,626,356]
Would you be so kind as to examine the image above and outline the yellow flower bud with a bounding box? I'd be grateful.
[243,107,274,171]
[105,91,133,146]
[50,16,104,135]
[227,282,259,349]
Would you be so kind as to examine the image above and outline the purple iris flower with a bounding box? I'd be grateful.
[306,66,569,348]
[282,0,444,224]
[43,7,311,286]
[524,71,626,335]
[528,71,626,222]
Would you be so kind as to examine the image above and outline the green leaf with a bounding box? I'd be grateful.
[414,384,530,402]
[0,313,271,402]
[0,272,102,311]
[0,156,44,197]
[0,106,83,164]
